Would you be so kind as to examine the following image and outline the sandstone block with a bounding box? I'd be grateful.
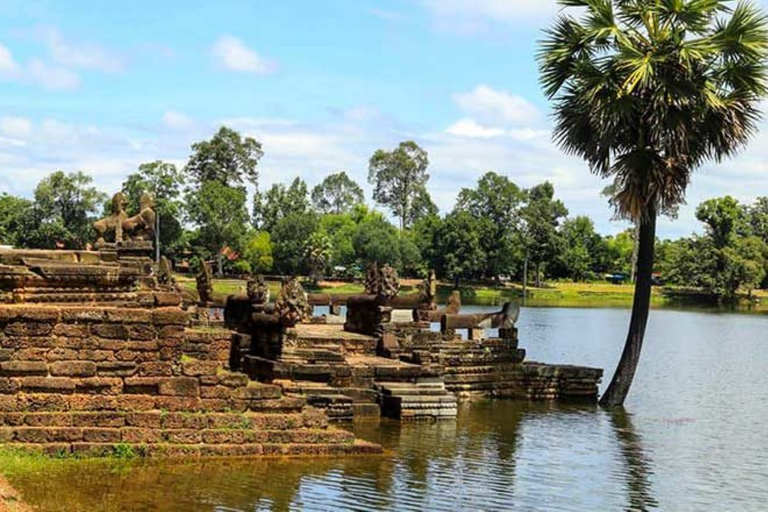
[75,377,123,395]
[91,324,130,340]
[72,412,125,428]
[4,322,53,337]
[49,361,97,377]
[52,324,89,337]
[0,361,48,376]
[158,378,199,397]
[152,308,188,326]
[105,309,151,324]
[19,377,76,393]
[82,428,121,443]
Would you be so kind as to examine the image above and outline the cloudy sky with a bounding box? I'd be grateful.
[1,0,768,239]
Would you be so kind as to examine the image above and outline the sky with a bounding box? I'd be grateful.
[1,0,768,239]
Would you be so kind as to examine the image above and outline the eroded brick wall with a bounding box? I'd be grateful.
[0,305,379,457]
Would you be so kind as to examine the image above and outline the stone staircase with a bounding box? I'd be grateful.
[0,305,381,457]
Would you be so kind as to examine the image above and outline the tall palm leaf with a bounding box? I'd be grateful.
[539,0,768,406]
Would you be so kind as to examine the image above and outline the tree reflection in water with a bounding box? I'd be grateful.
[608,408,659,511]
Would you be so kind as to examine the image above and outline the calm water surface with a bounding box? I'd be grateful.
[7,307,768,511]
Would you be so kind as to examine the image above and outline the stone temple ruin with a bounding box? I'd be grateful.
[0,192,602,457]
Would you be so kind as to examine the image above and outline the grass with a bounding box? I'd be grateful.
[174,273,768,311]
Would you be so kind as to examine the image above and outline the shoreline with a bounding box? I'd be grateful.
[176,276,768,312]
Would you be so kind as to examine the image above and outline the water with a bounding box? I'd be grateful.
[7,307,768,511]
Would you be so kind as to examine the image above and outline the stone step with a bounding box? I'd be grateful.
[0,410,329,430]
[1,426,355,445]
[1,439,383,458]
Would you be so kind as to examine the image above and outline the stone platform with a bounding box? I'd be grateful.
[0,305,381,457]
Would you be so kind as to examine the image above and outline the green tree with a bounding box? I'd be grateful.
[305,229,334,283]
[456,172,525,279]
[28,171,107,249]
[435,210,486,283]
[353,211,402,267]
[556,216,608,281]
[186,181,249,275]
[695,196,745,248]
[253,178,310,232]
[521,182,568,287]
[185,126,263,186]
[540,0,768,406]
[311,172,365,214]
[320,211,360,269]
[272,211,319,275]
[368,140,431,230]
[121,160,186,257]
[0,193,33,247]
[242,230,274,274]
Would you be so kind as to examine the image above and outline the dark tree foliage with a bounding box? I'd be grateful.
[185,126,263,186]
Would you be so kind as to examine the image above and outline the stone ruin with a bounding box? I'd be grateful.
[224,264,603,422]
[0,192,379,458]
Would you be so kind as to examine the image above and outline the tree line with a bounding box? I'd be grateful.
[0,126,766,300]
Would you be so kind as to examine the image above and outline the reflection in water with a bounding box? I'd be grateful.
[608,409,659,511]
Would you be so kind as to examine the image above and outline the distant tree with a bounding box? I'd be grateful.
[407,188,439,228]
[186,181,249,275]
[253,178,310,232]
[185,126,263,186]
[320,211,360,269]
[456,172,524,279]
[556,216,608,281]
[122,160,185,257]
[27,171,107,249]
[696,196,745,248]
[353,211,402,267]
[435,211,486,283]
[242,230,274,274]
[305,229,334,283]
[411,213,443,272]
[540,0,768,406]
[521,182,568,287]
[272,211,319,275]
[311,172,364,214]
[0,194,33,247]
[368,140,430,230]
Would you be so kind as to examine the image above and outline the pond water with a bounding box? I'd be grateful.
[7,307,768,511]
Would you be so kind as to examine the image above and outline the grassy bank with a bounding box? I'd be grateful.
[176,275,767,310]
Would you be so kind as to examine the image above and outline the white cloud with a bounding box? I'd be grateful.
[0,42,19,74]
[0,38,80,90]
[26,59,80,90]
[421,0,558,34]
[446,119,506,138]
[212,35,274,74]
[453,85,540,126]
[0,117,32,137]
[162,111,196,131]
[33,26,123,73]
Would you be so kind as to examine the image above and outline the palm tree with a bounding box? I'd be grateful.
[539,0,768,406]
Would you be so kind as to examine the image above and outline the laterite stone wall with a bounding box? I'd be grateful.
[0,305,380,457]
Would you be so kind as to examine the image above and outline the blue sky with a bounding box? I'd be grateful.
[1,0,768,239]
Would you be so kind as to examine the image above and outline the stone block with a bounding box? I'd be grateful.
[23,413,72,427]
[19,377,76,393]
[75,377,123,395]
[158,377,199,397]
[4,322,53,337]
[60,308,107,323]
[123,377,162,395]
[125,412,161,428]
[91,324,130,340]
[137,362,173,377]
[97,361,137,377]
[52,324,90,337]
[127,325,156,341]
[105,309,152,324]
[82,428,121,443]
[0,361,48,376]
[49,361,97,377]
[154,292,181,307]
[72,412,125,428]
[152,308,188,326]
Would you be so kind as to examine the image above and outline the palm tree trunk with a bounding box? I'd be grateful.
[534,262,541,288]
[600,207,657,407]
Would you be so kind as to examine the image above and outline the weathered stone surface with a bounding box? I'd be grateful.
[0,361,48,376]
[158,377,199,397]
[49,361,97,377]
